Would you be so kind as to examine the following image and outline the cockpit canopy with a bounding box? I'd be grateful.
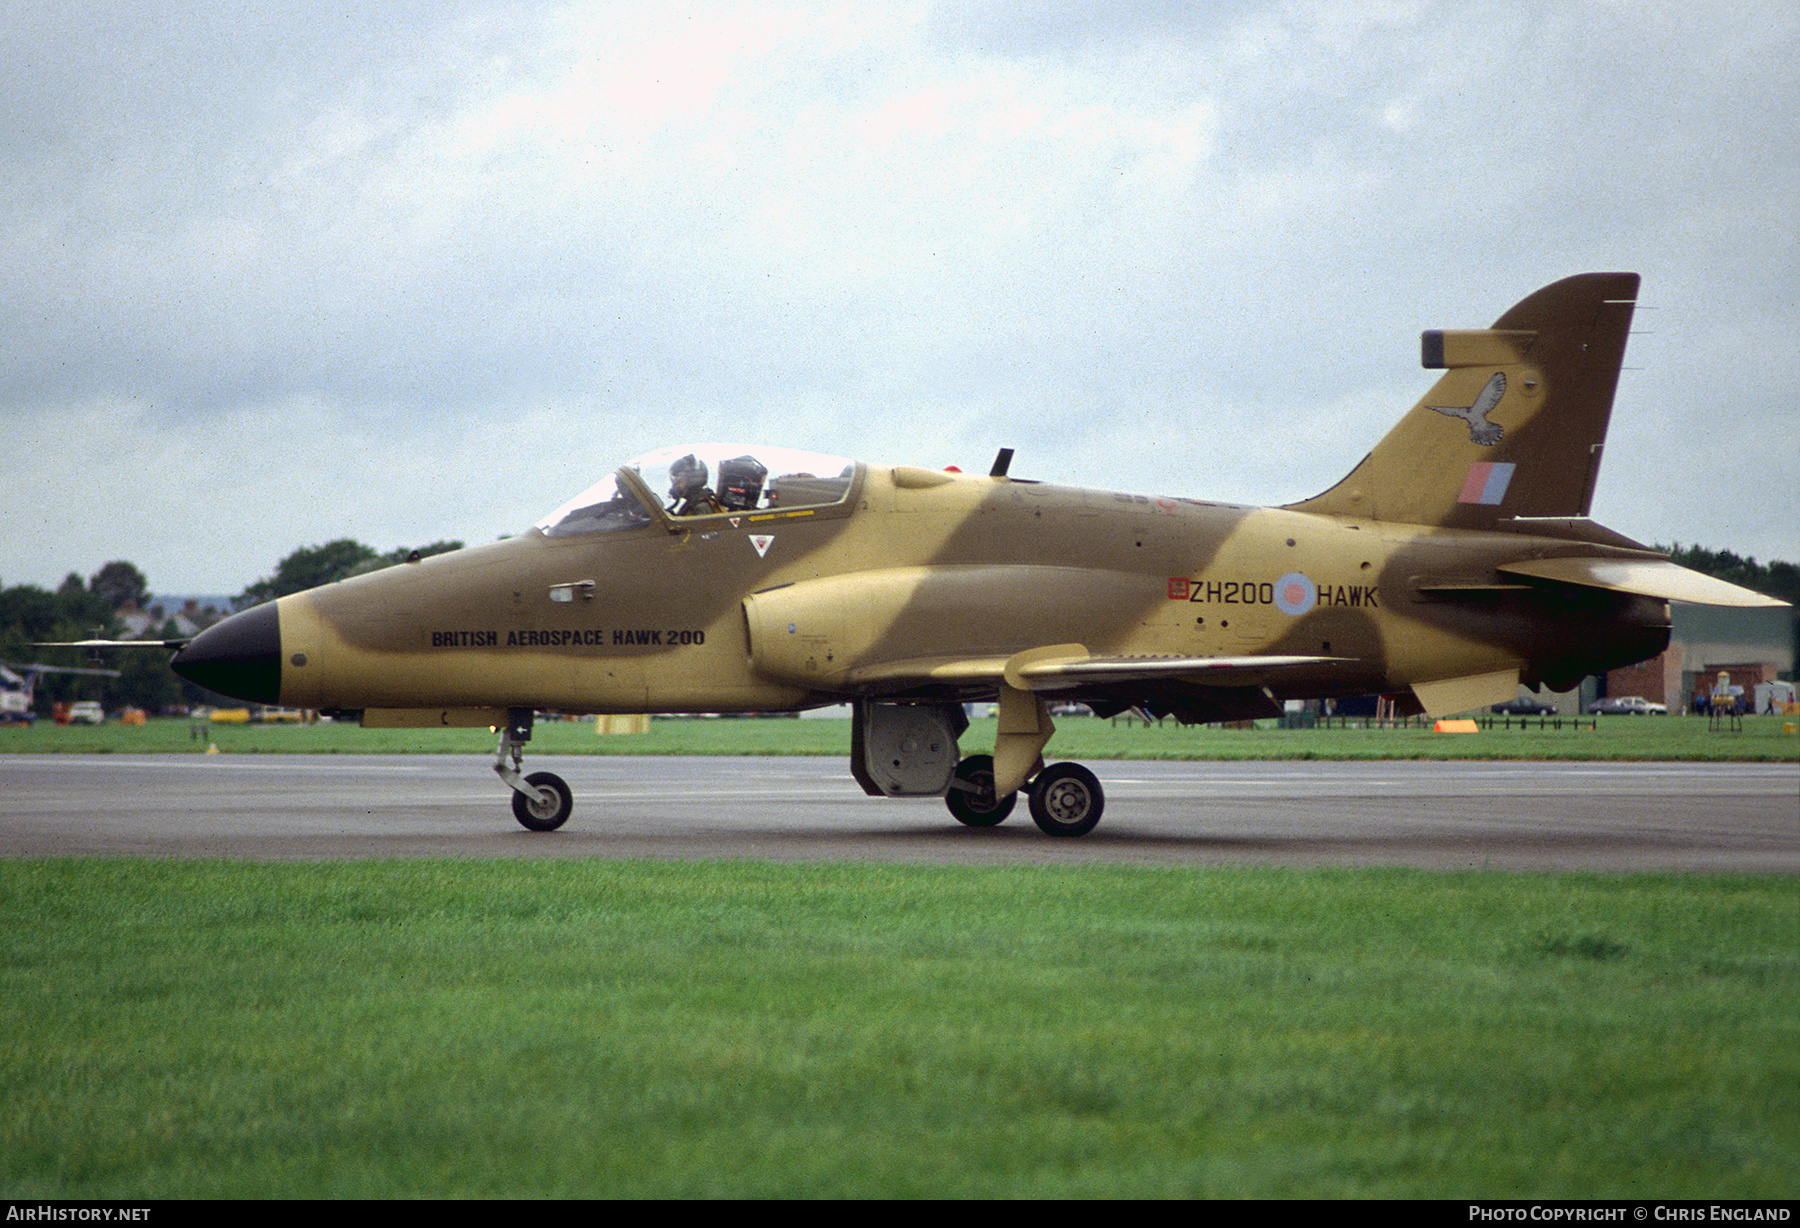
[538,444,858,537]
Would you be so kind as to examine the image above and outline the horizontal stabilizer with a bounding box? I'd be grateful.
[1493,517,1655,551]
[1497,558,1788,608]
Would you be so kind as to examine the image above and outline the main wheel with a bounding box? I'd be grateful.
[511,770,573,831]
[945,754,1016,827]
[1027,762,1104,837]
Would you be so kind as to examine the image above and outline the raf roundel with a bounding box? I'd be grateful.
[1274,572,1317,616]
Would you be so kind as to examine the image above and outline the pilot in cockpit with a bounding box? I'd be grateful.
[717,455,768,512]
[667,454,722,516]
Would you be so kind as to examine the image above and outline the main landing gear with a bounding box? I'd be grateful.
[494,708,573,832]
[940,684,1106,837]
[945,754,1015,827]
[946,754,1106,837]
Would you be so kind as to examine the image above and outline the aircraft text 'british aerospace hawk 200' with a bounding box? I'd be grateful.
[163,273,1785,836]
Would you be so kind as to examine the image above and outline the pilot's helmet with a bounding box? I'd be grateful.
[669,453,708,495]
[718,455,768,511]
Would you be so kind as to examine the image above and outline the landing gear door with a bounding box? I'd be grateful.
[850,701,966,797]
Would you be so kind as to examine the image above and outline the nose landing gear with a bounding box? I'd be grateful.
[494,708,573,831]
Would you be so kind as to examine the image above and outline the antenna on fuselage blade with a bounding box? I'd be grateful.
[989,447,1014,477]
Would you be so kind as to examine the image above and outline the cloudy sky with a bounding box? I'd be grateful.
[3,0,1795,597]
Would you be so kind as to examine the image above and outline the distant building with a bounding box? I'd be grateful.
[116,597,231,642]
[1602,603,1794,712]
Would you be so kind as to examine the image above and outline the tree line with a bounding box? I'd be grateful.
[0,540,460,716]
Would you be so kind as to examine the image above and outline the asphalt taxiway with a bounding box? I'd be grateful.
[1,754,1795,870]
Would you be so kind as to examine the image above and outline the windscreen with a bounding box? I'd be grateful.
[537,444,856,537]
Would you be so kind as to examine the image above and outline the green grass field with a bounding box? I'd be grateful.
[6,711,1799,760]
[3,716,1795,1197]
[0,859,1793,1198]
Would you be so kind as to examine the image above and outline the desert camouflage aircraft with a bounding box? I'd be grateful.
[163,272,1784,836]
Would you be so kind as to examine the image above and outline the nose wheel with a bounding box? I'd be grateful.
[511,771,573,831]
[494,708,574,831]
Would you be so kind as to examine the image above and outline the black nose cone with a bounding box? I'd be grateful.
[172,602,282,704]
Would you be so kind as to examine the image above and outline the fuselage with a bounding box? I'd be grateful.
[173,461,1669,717]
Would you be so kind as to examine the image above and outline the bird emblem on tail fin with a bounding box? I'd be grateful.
[1429,371,1507,445]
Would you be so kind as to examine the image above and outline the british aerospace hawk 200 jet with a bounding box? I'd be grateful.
[166,273,1784,836]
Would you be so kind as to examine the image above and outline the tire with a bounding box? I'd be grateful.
[1027,762,1104,837]
[945,754,1016,827]
[511,771,573,831]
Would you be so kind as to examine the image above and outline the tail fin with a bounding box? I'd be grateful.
[1286,272,1640,528]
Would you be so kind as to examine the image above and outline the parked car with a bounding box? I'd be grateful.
[1491,696,1557,716]
[1587,696,1666,715]
[67,701,105,725]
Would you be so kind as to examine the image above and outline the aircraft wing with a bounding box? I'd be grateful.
[35,638,190,649]
[1005,650,1353,691]
[845,647,1352,694]
[2,659,122,678]
[1495,558,1787,607]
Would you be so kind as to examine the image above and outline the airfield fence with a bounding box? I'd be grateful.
[1476,715,1598,732]
[1303,714,1600,731]
[1109,713,1600,732]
